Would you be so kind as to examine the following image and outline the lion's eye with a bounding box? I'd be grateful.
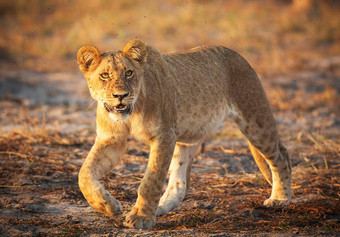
[100,73,110,80]
[125,70,133,78]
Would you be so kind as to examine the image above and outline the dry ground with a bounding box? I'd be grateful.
[0,0,339,236]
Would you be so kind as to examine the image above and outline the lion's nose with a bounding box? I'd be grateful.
[112,92,129,101]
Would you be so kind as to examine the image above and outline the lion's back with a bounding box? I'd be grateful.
[161,46,234,142]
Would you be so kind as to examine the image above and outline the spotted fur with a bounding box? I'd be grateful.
[77,39,292,229]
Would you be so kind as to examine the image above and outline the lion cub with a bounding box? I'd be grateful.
[77,39,292,229]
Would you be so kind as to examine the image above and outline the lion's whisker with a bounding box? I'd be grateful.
[88,98,97,109]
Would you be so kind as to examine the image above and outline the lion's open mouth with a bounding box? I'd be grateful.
[104,102,131,115]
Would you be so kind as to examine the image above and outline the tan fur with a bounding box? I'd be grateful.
[248,141,272,185]
[77,39,292,229]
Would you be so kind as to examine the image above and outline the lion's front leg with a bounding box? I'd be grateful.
[78,138,126,216]
[124,133,176,229]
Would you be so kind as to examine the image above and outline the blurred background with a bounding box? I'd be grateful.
[0,0,339,76]
[1,1,339,235]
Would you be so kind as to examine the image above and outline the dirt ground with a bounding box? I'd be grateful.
[0,1,340,236]
[0,55,339,236]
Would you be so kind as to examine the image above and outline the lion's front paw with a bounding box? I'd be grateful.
[124,207,156,229]
[263,198,291,207]
[104,196,123,216]
[88,192,123,216]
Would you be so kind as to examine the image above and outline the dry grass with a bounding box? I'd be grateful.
[1,127,339,236]
[0,0,339,75]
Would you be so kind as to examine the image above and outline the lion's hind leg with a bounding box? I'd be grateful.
[244,126,292,206]
[247,139,292,206]
[231,108,292,206]
[248,141,272,186]
[156,143,198,216]
[262,141,292,206]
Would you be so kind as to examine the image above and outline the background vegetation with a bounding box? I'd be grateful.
[0,0,339,75]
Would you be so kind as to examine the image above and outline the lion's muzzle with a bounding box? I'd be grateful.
[104,102,131,115]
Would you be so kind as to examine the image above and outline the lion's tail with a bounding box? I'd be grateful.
[247,141,272,186]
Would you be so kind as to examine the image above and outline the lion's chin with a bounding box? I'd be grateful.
[108,112,130,122]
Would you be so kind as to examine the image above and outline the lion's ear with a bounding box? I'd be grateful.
[77,45,101,73]
[123,39,147,65]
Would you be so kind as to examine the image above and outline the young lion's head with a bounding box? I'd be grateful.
[77,39,147,121]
